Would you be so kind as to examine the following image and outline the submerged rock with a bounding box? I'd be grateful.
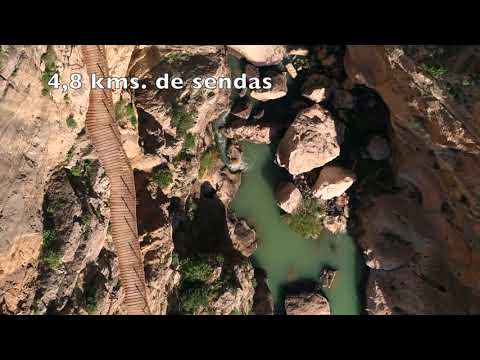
[285,292,331,315]
[276,105,342,176]
[227,45,286,66]
[313,166,356,200]
[275,182,303,214]
[226,143,244,172]
[320,269,338,289]
[302,73,333,103]
[250,72,288,102]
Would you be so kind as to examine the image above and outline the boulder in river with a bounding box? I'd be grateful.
[227,45,286,66]
[313,166,356,200]
[222,119,282,144]
[250,72,288,102]
[302,73,333,103]
[275,182,303,214]
[285,292,331,315]
[276,104,342,175]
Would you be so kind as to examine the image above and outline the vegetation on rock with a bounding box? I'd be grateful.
[153,167,173,189]
[40,46,57,96]
[282,197,326,240]
[199,148,219,178]
[115,98,137,128]
[175,254,237,315]
[170,105,196,138]
[66,114,77,128]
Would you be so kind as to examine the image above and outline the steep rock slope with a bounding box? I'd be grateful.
[345,45,480,314]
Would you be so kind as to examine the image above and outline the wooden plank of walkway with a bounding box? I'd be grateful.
[81,45,150,315]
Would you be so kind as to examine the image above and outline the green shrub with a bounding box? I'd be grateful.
[115,99,137,128]
[180,257,215,283]
[40,46,57,96]
[420,63,448,79]
[170,106,195,138]
[43,249,63,269]
[164,52,191,65]
[70,159,96,180]
[282,197,326,240]
[64,145,76,164]
[183,133,195,152]
[81,214,92,226]
[70,163,83,177]
[85,282,97,315]
[126,103,137,128]
[66,114,77,128]
[42,229,57,249]
[199,148,218,178]
[178,285,209,314]
[152,167,173,189]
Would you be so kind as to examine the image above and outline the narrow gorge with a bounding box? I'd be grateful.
[1,45,479,315]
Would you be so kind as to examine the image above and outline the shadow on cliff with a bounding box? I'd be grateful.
[171,181,243,262]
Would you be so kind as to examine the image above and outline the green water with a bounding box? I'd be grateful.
[231,142,364,314]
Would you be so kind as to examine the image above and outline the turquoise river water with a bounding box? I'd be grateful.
[231,142,364,314]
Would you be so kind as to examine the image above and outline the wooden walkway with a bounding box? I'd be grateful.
[81,45,149,315]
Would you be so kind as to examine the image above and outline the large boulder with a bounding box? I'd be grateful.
[227,45,286,66]
[250,72,288,102]
[275,182,303,214]
[313,166,356,200]
[285,293,331,315]
[222,119,283,144]
[276,105,343,176]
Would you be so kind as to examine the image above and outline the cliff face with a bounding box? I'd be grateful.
[0,45,255,315]
[344,45,480,314]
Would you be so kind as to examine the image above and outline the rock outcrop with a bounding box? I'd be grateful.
[285,292,331,315]
[222,119,283,144]
[252,268,274,315]
[275,182,303,214]
[276,105,343,175]
[227,217,257,258]
[313,166,356,200]
[322,215,347,234]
